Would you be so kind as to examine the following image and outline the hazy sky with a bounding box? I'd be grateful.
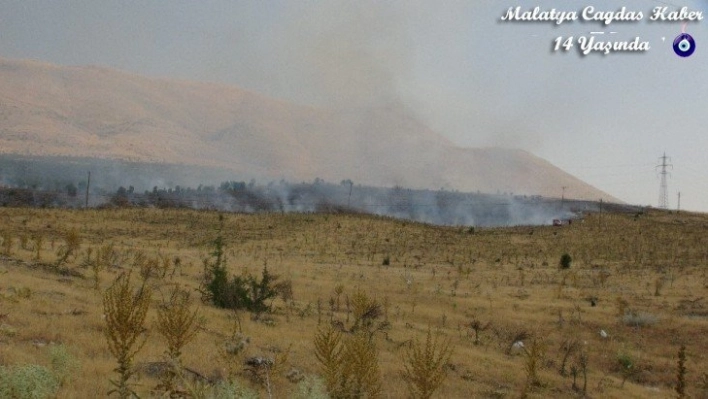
[1,0,707,210]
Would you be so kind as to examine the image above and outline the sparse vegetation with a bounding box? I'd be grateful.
[49,344,80,388]
[0,207,707,397]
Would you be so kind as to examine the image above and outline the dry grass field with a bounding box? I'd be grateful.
[1,206,707,398]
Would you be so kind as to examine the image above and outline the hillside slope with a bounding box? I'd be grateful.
[0,58,617,201]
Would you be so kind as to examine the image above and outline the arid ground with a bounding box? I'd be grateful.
[1,207,707,398]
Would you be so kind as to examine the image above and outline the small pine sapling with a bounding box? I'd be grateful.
[559,253,572,269]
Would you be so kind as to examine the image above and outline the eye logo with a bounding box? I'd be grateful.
[673,33,696,57]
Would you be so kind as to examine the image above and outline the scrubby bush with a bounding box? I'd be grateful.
[617,353,637,387]
[622,311,658,327]
[49,344,79,387]
[205,266,280,314]
[0,364,59,399]
[559,253,572,269]
[0,344,77,399]
[55,229,81,269]
[292,375,330,399]
[201,234,229,305]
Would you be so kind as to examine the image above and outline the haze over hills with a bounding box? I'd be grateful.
[0,57,618,202]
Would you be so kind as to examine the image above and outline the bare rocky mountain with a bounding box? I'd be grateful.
[0,57,617,201]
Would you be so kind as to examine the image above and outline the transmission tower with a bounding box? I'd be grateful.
[656,152,672,209]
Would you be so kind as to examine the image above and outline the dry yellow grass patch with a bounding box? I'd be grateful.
[0,207,707,398]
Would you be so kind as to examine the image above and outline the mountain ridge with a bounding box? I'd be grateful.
[0,57,619,202]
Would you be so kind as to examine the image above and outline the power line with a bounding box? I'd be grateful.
[570,162,655,170]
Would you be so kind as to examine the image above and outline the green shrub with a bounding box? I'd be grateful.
[205,265,280,314]
[292,375,330,399]
[211,379,260,399]
[201,234,230,307]
[559,253,572,269]
[617,353,636,386]
[48,344,79,386]
[0,364,60,399]
[201,235,280,314]
[0,344,77,399]
[229,267,279,314]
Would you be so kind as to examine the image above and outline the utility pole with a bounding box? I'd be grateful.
[656,153,672,209]
[85,171,91,208]
[347,180,353,207]
[677,191,681,212]
[561,186,567,206]
[598,198,603,230]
